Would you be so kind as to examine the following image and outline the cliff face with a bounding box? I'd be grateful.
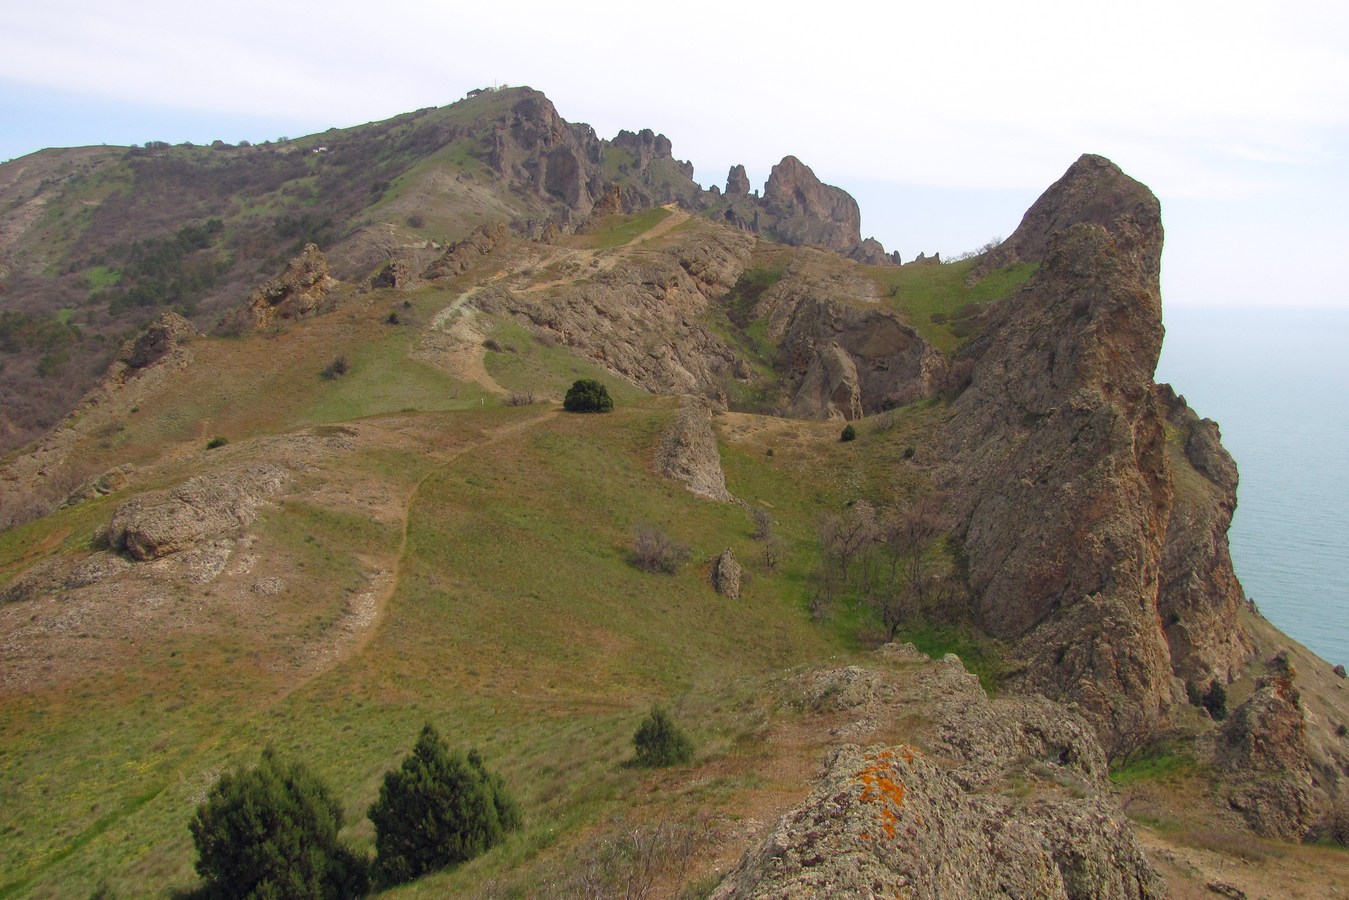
[940,155,1254,753]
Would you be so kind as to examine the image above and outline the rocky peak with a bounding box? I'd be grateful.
[612,128,675,169]
[939,154,1252,754]
[763,156,860,230]
[725,164,751,197]
[973,153,1162,280]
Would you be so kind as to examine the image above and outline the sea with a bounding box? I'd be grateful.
[1156,305,1349,667]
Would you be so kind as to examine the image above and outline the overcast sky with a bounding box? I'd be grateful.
[3,0,1347,309]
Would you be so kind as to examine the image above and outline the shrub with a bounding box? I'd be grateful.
[840,424,856,442]
[321,355,349,380]
[1202,679,1228,721]
[563,378,613,413]
[504,391,537,407]
[368,724,521,887]
[206,436,228,449]
[189,748,368,899]
[633,707,694,767]
[630,523,690,574]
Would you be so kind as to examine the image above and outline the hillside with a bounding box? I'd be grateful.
[2,90,1348,898]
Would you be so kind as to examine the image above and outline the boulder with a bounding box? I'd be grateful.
[712,548,741,599]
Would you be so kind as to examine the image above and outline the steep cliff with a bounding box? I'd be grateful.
[941,155,1254,754]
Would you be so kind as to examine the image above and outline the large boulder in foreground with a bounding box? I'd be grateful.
[715,652,1163,899]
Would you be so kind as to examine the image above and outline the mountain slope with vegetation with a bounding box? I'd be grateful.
[1,89,1347,898]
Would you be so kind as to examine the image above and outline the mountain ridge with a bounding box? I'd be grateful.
[1,89,1347,896]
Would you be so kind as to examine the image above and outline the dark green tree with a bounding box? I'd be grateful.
[563,378,613,413]
[840,424,857,442]
[632,706,694,767]
[368,724,521,887]
[189,747,368,899]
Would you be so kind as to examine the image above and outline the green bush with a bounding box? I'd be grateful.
[840,424,856,442]
[206,436,228,450]
[368,724,521,887]
[632,707,694,767]
[189,747,368,899]
[1202,679,1228,721]
[563,378,613,413]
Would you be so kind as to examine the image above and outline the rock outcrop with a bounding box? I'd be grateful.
[711,548,741,599]
[725,164,751,197]
[970,153,1161,282]
[762,156,864,257]
[1157,386,1254,688]
[655,399,733,502]
[106,465,288,561]
[237,244,335,329]
[717,652,1163,899]
[476,229,755,397]
[940,154,1252,753]
[1220,656,1316,839]
[423,223,508,280]
[763,281,947,419]
[116,312,197,371]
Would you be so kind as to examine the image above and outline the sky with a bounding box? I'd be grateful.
[2,0,1348,310]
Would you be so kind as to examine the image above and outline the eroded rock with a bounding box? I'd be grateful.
[106,465,288,561]
[712,742,1161,899]
[711,548,741,599]
[655,399,733,502]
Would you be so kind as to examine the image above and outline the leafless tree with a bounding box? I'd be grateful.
[630,523,690,574]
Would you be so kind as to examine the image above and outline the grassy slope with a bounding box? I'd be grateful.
[0,254,910,894]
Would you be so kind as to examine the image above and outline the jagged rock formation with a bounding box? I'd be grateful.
[655,399,734,502]
[1219,656,1316,839]
[476,229,754,395]
[236,244,335,329]
[940,154,1254,754]
[1157,386,1254,688]
[716,652,1163,899]
[485,94,698,223]
[115,312,198,371]
[725,164,750,197]
[423,223,508,280]
[761,156,862,257]
[971,153,1159,280]
[711,548,742,599]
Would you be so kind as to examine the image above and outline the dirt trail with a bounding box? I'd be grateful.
[284,407,559,695]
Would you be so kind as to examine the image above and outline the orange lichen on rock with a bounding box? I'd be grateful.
[857,750,908,840]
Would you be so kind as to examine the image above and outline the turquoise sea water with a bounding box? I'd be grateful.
[1156,305,1349,668]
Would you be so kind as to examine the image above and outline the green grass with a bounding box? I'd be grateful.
[892,622,1008,694]
[867,258,1037,353]
[482,318,646,405]
[1109,741,1199,785]
[300,327,493,425]
[582,207,671,249]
